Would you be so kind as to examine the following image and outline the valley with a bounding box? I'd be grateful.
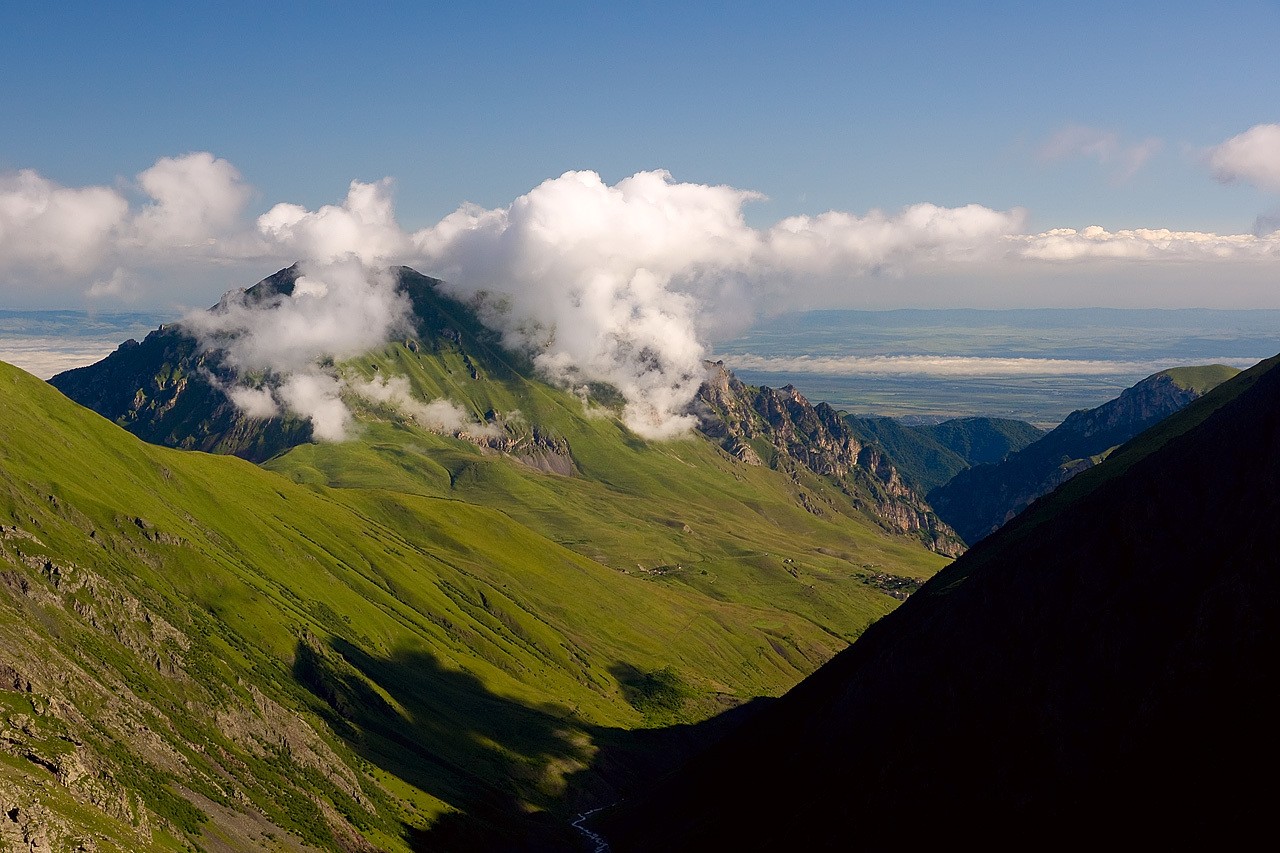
[4,268,958,850]
[3,270,1274,850]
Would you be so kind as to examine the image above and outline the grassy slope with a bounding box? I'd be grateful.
[1159,363,1241,393]
[271,339,945,643]
[1,357,946,851]
[846,415,1043,494]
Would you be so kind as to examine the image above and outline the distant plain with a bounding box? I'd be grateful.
[714,308,1280,426]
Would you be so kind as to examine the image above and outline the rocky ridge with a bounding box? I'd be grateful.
[695,361,963,556]
[928,366,1239,545]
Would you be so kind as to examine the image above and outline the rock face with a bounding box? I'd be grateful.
[50,266,313,463]
[928,366,1239,546]
[695,362,964,556]
[470,425,576,476]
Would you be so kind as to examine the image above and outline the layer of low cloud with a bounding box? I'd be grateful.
[724,353,1263,378]
[1013,225,1280,261]
[352,374,504,438]
[1038,125,1163,181]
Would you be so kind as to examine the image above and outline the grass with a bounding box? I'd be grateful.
[1,340,949,849]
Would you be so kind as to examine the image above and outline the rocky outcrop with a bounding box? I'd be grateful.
[471,424,576,476]
[695,362,963,556]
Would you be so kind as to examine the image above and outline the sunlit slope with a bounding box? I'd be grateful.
[268,337,947,639]
[0,360,939,850]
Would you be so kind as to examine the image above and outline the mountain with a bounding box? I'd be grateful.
[6,266,957,848]
[52,264,956,555]
[927,364,1240,545]
[845,415,1043,493]
[596,352,1280,850]
[49,265,316,462]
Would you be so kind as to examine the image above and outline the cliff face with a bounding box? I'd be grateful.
[695,362,964,556]
[928,367,1238,546]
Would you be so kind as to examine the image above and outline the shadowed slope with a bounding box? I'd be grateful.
[599,354,1280,850]
[928,364,1239,544]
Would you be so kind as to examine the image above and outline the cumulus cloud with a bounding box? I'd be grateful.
[1038,124,1163,181]
[1208,124,1280,194]
[412,169,1023,437]
[257,178,410,262]
[0,170,128,272]
[1,152,254,286]
[413,170,757,438]
[1012,225,1280,261]
[133,152,252,248]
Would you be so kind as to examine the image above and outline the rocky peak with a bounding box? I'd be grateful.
[694,362,963,556]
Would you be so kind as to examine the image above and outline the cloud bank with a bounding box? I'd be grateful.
[5,140,1280,440]
[1012,225,1280,261]
[723,353,1263,378]
[412,169,1023,436]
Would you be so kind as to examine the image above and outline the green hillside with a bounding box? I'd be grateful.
[846,415,1043,494]
[2,353,946,850]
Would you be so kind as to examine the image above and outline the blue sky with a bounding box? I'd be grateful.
[3,0,1280,312]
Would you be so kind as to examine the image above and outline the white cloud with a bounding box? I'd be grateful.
[351,374,504,438]
[1208,124,1280,193]
[0,170,128,272]
[413,170,761,438]
[184,258,410,373]
[763,203,1024,273]
[277,372,352,441]
[85,267,138,301]
[1013,225,1280,261]
[257,178,410,262]
[183,258,412,439]
[412,169,1024,437]
[722,353,1262,378]
[1038,124,1163,181]
[133,152,252,248]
